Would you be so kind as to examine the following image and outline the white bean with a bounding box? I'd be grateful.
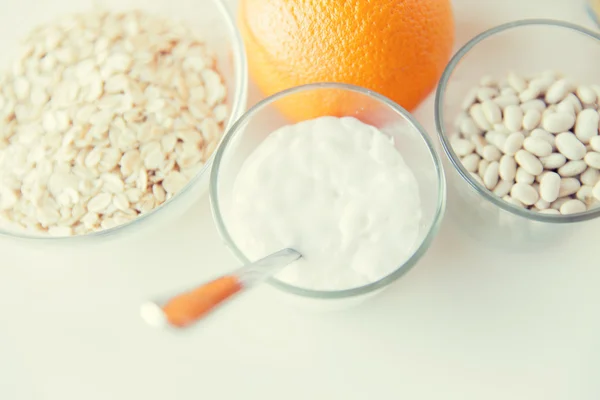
[493,94,519,109]
[504,105,524,132]
[477,87,498,102]
[519,86,541,102]
[471,135,487,156]
[560,199,586,215]
[558,177,581,197]
[481,100,502,124]
[555,132,586,161]
[551,197,570,210]
[581,167,600,186]
[590,136,600,152]
[461,88,478,110]
[485,131,507,150]
[545,79,571,104]
[530,75,555,92]
[461,153,481,172]
[593,180,600,201]
[564,93,583,113]
[507,72,527,93]
[523,137,552,157]
[453,112,469,129]
[478,159,490,178]
[469,172,484,186]
[520,99,546,112]
[469,103,492,130]
[576,85,597,104]
[542,111,576,133]
[535,170,549,183]
[590,136,600,153]
[493,179,514,197]
[510,182,539,205]
[584,151,600,169]
[501,87,517,96]
[539,153,567,169]
[534,198,550,210]
[539,171,561,202]
[515,167,535,184]
[459,117,482,137]
[499,155,517,181]
[452,138,476,157]
[557,160,587,177]
[574,109,599,144]
[482,145,502,162]
[515,149,543,175]
[522,109,542,130]
[556,100,576,116]
[541,106,557,120]
[503,195,525,208]
[483,161,500,189]
[576,185,594,203]
[530,128,556,148]
[503,132,525,155]
[493,123,510,135]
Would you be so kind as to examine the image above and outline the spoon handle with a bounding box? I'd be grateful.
[160,275,243,328]
[141,248,301,328]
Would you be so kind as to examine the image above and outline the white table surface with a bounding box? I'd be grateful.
[1,1,599,399]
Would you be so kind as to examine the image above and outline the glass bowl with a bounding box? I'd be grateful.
[435,19,600,251]
[210,82,446,310]
[0,0,247,243]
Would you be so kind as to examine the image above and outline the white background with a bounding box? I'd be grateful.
[1,0,599,399]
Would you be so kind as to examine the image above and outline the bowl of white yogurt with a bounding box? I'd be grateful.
[210,82,446,310]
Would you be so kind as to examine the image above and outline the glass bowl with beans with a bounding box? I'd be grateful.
[0,0,248,240]
[435,20,600,250]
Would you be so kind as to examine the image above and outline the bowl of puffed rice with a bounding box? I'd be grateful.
[0,0,247,240]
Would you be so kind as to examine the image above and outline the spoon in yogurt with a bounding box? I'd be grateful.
[140,248,302,329]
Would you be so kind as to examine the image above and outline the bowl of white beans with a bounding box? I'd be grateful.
[435,19,600,250]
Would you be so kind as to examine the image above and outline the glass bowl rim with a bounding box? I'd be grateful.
[0,0,249,242]
[209,81,447,299]
[435,18,600,224]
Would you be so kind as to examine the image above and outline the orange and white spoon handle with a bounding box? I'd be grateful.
[141,248,301,329]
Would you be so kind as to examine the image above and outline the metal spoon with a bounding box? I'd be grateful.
[140,248,302,329]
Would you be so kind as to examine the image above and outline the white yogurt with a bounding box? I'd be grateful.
[228,116,422,291]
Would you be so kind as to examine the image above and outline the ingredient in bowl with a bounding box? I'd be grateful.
[0,10,228,236]
[237,0,454,121]
[228,116,422,291]
[452,71,600,215]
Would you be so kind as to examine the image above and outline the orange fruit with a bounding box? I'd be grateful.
[238,0,455,121]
